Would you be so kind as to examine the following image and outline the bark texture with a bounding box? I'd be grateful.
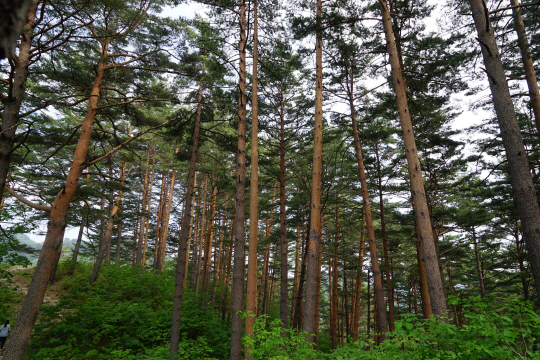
[4,55,108,360]
[302,0,323,340]
[469,0,540,308]
[379,0,447,316]
[230,0,247,356]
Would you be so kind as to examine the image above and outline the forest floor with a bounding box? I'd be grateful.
[0,266,64,358]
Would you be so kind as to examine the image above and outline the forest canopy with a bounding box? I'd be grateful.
[1,0,540,359]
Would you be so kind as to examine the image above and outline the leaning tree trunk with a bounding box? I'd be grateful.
[0,1,38,205]
[379,0,447,317]
[510,0,540,140]
[469,0,540,308]
[169,79,203,358]
[348,71,389,336]
[303,0,324,341]
[4,54,108,360]
[230,0,248,356]
[245,0,259,346]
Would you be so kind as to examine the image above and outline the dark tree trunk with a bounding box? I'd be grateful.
[469,0,540,308]
[230,0,248,356]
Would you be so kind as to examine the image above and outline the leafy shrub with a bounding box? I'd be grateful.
[243,313,318,360]
[27,261,230,359]
[247,296,540,360]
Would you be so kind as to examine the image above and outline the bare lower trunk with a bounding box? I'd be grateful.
[230,0,248,356]
[136,153,150,265]
[4,56,107,360]
[469,0,540,308]
[353,215,365,341]
[303,0,323,340]
[169,78,203,357]
[379,0,446,316]
[415,220,432,318]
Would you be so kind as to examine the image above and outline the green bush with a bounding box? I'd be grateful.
[27,261,230,360]
[246,296,540,360]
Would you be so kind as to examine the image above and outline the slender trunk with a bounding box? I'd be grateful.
[245,0,259,344]
[344,263,349,342]
[136,152,150,265]
[379,0,447,316]
[315,230,323,347]
[291,202,301,321]
[515,221,529,300]
[190,192,202,288]
[4,53,108,360]
[69,206,87,275]
[367,271,371,339]
[470,0,540,308]
[303,0,324,340]
[142,157,156,268]
[184,172,197,287]
[115,209,122,262]
[472,227,485,297]
[169,77,203,358]
[510,0,540,139]
[353,215,366,341]
[154,171,168,270]
[202,186,217,293]
[195,175,209,294]
[211,218,225,307]
[230,0,248,355]
[445,256,459,326]
[0,1,38,204]
[259,182,276,316]
[331,199,339,349]
[293,215,309,330]
[222,206,235,321]
[158,168,176,273]
[90,162,127,284]
[348,74,388,336]
[375,144,394,330]
[105,162,115,261]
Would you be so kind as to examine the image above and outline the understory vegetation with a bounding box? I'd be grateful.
[24,261,540,360]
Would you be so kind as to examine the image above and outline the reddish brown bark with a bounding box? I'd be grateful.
[379,0,447,316]
[353,215,366,341]
[4,52,108,360]
[303,0,324,340]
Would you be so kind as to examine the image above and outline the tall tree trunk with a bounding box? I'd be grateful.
[195,175,209,294]
[510,0,540,139]
[293,215,310,330]
[0,1,38,205]
[202,186,217,293]
[222,204,235,321]
[469,0,540,308]
[245,0,259,343]
[353,215,366,341]
[331,199,339,349]
[142,157,156,268]
[259,182,276,316]
[472,227,485,297]
[184,172,197,287]
[115,209,122,262]
[105,161,115,261]
[158,168,176,273]
[514,221,529,300]
[230,0,248,356]
[90,162,127,284]
[154,171,168,270]
[136,152,151,265]
[190,190,202,288]
[278,86,289,328]
[303,0,324,340]
[375,143,395,330]
[291,201,301,321]
[69,205,88,275]
[169,78,203,358]
[4,53,108,360]
[212,217,225,307]
[348,72,388,336]
[379,0,447,317]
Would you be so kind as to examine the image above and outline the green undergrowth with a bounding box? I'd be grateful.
[27,260,230,360]
[244,296,540,360]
